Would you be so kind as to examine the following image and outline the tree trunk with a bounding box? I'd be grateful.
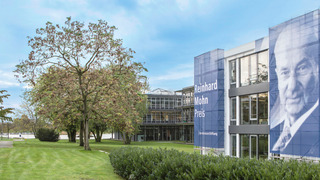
[92,128,102,142]
[79,121,84,146]
[78,72,90,150]
[124,132,131,144]
[67,127,76,143]
[84,119,91,150]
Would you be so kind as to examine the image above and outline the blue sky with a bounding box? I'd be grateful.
[0,0,319,111]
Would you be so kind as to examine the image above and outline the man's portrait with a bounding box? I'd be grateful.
[270,11,320,157]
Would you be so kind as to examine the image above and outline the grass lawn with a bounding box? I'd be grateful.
[0,139,195,180]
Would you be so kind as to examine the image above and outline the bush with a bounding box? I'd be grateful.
[36,128,60,142]
[109,147,320,180]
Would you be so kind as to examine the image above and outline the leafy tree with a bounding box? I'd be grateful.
[15,17,146,150]
[0,90,14,139]
[98,64,148,144]
[2,122,15,138]
[28,67,82,143]
[12,115,33,133]
[14,95,47,137]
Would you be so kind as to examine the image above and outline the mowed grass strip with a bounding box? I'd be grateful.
[0,140,122,180]
[0,139,195,180]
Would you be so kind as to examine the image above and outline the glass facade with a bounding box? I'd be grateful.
[240,51,268,87]
[230,97,236,125]
[138,87,194,143]
[240,134,268,159]
[231,134,237,156]
[240,93,268,125]
[229,60,237,88]
[229,49,269,159]
[148,96,181,109]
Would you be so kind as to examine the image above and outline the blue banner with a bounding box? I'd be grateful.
[194,49,224,148]
[269,10,320,157]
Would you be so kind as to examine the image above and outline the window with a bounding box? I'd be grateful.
[258,51,268,83]
[240,93,268,125]
[250,135,258,159]
[240,134,268,159]
[250,95,257,121]
[240,134,249,158]
[240,56,250,86]
[231,134,237,156]
[230,98,236,125]
[258,93,268,124]
[229,60,237,88]
[240,50,268,87]
[258,135,268,159]
[240,96,249,124]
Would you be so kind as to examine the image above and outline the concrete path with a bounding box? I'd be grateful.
[0,141,13,148]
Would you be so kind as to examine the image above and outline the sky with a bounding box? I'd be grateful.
[0,0,319,112]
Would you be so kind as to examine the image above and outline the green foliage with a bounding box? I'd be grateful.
[36,128,60,142]
[109,147,320,180]
[0,90,14,121]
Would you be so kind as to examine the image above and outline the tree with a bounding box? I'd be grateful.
[27,67,82,143]
[14,94,47,137]
[0,90,14,139]
[90,116,108,143]
[93,63,148,144]
[15,17,146,150]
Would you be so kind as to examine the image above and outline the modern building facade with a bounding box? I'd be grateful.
[114,9,320,161]
[114,88,195,143]
[196,9,320,160]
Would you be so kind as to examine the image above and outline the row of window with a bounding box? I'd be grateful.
[138,125,194,142]
[230,92,268,125]
[229,50,268,88]
[144,111,182,122]
[148,97,182,109]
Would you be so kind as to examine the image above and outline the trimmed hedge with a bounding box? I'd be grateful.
[36,128,60,142]
[109,147,320,180]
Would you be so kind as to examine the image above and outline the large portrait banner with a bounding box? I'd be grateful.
[269,10,320,158]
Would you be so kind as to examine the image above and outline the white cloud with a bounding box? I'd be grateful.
[23,84,33,89]
[0,80,20,88]
[0,70,20,88]
[110,10,142,38]
[176,0,190,11]
[149,63,193,84]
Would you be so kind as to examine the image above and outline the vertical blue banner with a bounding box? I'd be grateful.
[269,10,320,157]
[194,49,224,148]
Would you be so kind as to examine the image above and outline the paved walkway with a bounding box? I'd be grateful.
[0,141,13,148]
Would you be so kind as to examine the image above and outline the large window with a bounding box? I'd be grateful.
[229,60,237,88]
[258,93,268,124]
[230,98,236,125]
[240,96,250,124]
[240,134,268,159]
[231,134,237,156]
[240,134,249,158]
[240,51,268,86]
[240,92,268,125]
[258,51,268,83]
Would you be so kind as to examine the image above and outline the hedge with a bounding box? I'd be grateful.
[109,147,320,180]
[36,128,60,142]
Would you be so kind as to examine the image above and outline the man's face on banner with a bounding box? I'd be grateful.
[275,28,318,120]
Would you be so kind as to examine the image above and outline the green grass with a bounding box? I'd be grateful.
[0,139,195,180]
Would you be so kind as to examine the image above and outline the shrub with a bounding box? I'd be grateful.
[36,128,60,142]
[109,147,320,180]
